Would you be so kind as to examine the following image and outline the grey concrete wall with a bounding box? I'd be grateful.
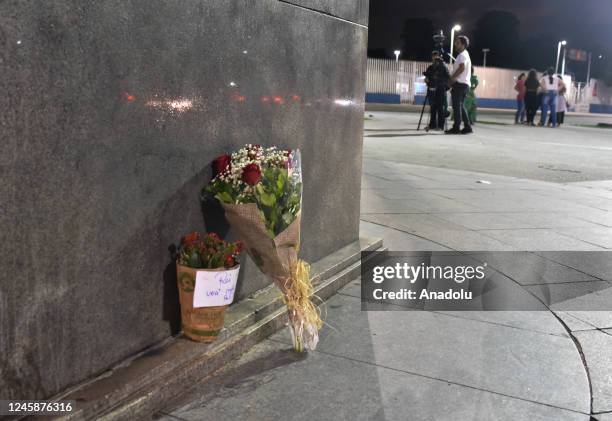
[0,0,368,400]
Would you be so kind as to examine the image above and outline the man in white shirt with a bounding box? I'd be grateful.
[446,35,473,135]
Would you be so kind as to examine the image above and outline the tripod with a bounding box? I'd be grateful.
[417,94,430,131]
[417,88,449,132]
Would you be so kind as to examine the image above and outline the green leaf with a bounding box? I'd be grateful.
[216,191,233,203]
[188,252,202,268]
[257,186,276,207]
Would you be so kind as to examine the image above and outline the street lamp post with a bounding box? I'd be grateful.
[561,46,567,76]
[449,24,461,63]
[482,48,490,68]
[394,50,401,62]
[556,40,567,74]
[587,52,592,86]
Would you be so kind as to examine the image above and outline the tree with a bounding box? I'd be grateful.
[472,11,521,68]
[400,18,435,61]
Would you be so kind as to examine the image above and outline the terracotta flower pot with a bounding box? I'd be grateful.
[176,264,239,343]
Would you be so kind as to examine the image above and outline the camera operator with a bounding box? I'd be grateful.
[446,35,473,135]
[423,50,450,131]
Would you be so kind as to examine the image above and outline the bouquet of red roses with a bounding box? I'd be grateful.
[206,144,321,351]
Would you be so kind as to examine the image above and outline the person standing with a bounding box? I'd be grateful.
[466,71,479,124]
[539,67,560,127]
[446,35,472,135]
[556,84,569,126]
[524,70,540,126]
[514,73,526,124]
[424,51,450,130]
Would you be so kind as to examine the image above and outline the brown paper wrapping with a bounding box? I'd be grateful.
[176,264,230,342]
[221,203,301,290]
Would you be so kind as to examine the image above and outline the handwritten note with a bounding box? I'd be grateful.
[193,266,240,308]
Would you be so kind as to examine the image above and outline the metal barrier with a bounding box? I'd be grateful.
[365,58,609,112]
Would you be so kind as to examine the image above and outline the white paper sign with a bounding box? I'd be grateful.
[193,266,240,308]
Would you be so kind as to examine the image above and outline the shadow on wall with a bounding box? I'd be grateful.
[162,164,251,337]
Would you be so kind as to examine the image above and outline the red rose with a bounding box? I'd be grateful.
[225,256,235,267]
[242,163,262,186]
[212,154,231,177]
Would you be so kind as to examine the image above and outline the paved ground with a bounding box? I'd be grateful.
[364,111,612,182]
[157,111,612,421]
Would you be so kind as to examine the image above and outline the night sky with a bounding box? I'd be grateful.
[369,0,612,77]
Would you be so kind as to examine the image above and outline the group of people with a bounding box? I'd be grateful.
[424,35,476,135]
[424,35,571,133]
[515,69,569,127]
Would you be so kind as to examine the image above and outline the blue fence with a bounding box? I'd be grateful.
[412,95,516,110]
[365,93,401,104]
[590,104,612,114]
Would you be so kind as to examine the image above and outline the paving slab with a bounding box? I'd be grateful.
[360,199,424,214]
[573,210,612,228]
[556,227,612,249]
[573,330,612,413]
[594,411,612,421]
[525,281,612,311]
[560,312,612,330]
[468,252,600,285]
[480,229,606,251]
[537,252,612,282]
[360,213,469,236]
[416,229,519,251]
[555,311,602,332]
[498,212,604,229]
[270,293,590,413]
[432,212,541,230]
[359,221,451,251]
[435,311,570,337]
[159,338,590,421]
[361,214,517,251]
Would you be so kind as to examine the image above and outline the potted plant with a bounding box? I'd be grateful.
[176,232,243,343]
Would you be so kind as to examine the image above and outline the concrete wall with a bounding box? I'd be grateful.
[0,0,368,399]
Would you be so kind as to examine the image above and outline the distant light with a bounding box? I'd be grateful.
[394,50,401,55]
[229,81,237,87]
[231,93,246,103]
[561,40,567,46]
[272,96,284,104]
[334,99,353,107]
[16,40,21,45]
[145,97,194,112]
[167,99,193,111]
[243,50,248,54]
[599,54,604,59]
[453,25,461,31]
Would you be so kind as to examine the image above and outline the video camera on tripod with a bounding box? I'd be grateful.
[417,30,451,131]
[432,30,447,57]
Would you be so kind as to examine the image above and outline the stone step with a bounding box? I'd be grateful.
[53,237,383,421]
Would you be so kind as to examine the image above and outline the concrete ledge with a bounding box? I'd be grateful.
[51,237,383,421]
